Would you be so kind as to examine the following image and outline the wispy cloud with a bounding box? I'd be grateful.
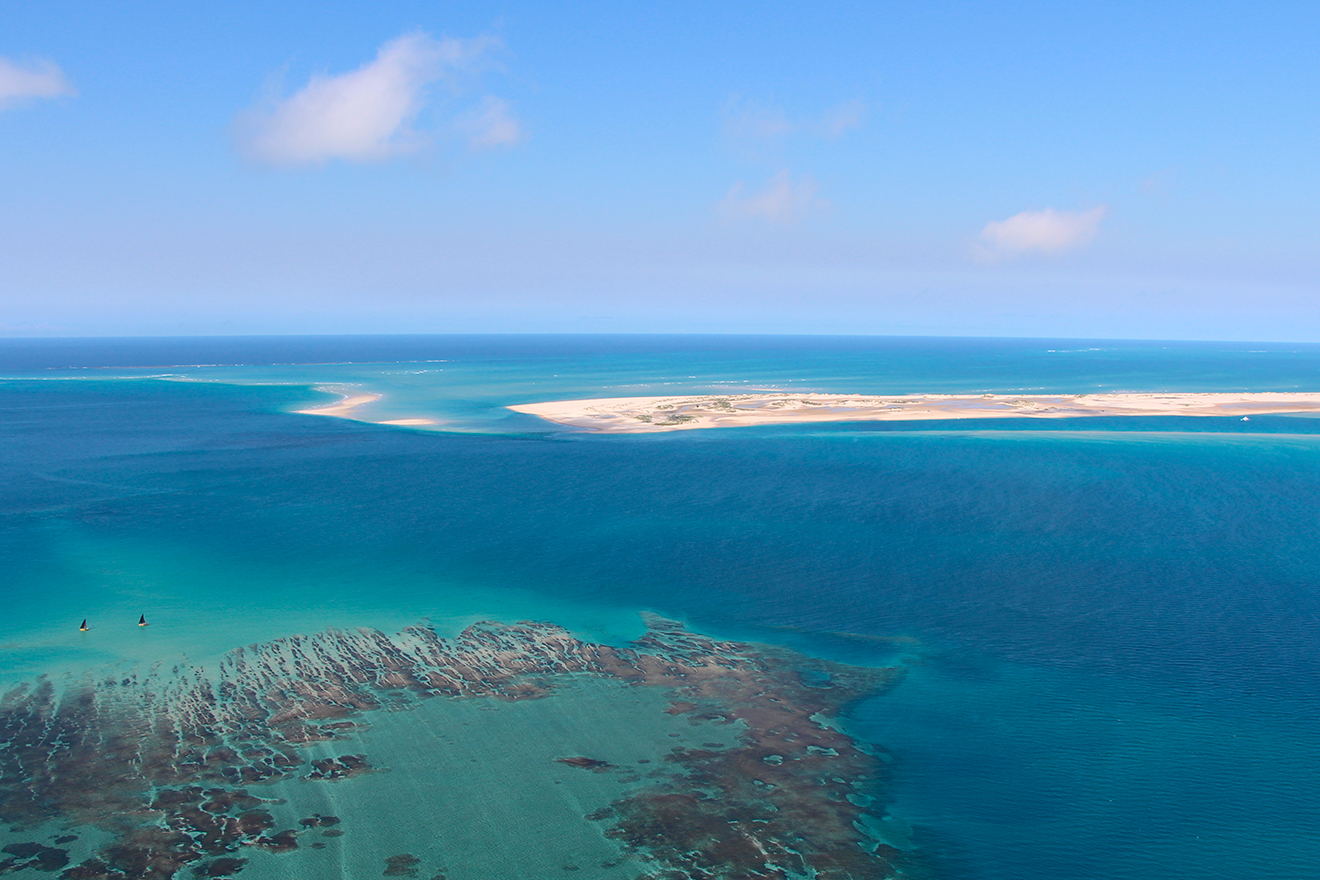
[722,97,794,140]
[820,99,864,139]
[722,96,866,143]
[235,32,517,166]
[974,206,1108,262]
[457,95,523,150]
[717,96,864,222]
[718,170,822,224]
[0,57,76,111]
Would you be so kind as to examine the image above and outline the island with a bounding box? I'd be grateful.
[509,391,1320,432]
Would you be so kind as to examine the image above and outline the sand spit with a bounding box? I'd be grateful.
[293,393,438,427]
[509,391,1320,433]
[294,393,382,418]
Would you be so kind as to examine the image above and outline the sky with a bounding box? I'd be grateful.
[1,1,1317,340]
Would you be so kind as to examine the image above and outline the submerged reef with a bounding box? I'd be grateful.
[0,618,908,879]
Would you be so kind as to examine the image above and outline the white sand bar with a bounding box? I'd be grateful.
[294,393,439,427]
[294,393,382,418]
[509,392,1320,433]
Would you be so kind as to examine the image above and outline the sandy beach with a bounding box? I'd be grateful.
[509,392,1320,433]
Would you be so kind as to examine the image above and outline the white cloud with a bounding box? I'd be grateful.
[974,206,1108,261]
[0,57,76,110]
[719,170,822,224]
[235,32,514,166]
[458,95,523,150]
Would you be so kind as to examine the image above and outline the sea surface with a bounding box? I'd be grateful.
[2,334,1319,879]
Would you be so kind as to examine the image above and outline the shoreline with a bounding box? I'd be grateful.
[508,391,1320,433]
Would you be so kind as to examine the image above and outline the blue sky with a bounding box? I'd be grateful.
[1,1,1316,339]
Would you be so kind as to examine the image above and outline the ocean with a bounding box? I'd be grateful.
[1,334,1318,879]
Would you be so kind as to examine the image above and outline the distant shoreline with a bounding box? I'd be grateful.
[508,392,1320,433]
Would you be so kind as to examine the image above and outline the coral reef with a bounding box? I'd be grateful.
[0,619,906,879]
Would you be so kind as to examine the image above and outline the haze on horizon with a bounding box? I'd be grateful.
[2,1,1316,342]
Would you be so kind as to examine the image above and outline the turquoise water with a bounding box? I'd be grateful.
[246,676,744,880]
[3,335,1320,879]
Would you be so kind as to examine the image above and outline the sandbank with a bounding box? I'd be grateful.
[294,393,437,427]
[295,393,382,418]
[509,391,1320,433]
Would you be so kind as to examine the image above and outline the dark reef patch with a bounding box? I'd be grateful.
[556,756,615,771]
[0,618,908,879]
[297,814,339,828]
[189,856,246,878]
[305,754,371,780]
[1,840,70,872]
[382,853,421,876]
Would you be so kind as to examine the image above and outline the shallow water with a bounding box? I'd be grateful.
[2,335,1319,879]
[244,676,742,880]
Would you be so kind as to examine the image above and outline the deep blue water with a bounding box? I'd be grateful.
[2,335,1319,879]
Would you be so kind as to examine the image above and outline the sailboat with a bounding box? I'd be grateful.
[138,614,148,627]
[79,619,88,632]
